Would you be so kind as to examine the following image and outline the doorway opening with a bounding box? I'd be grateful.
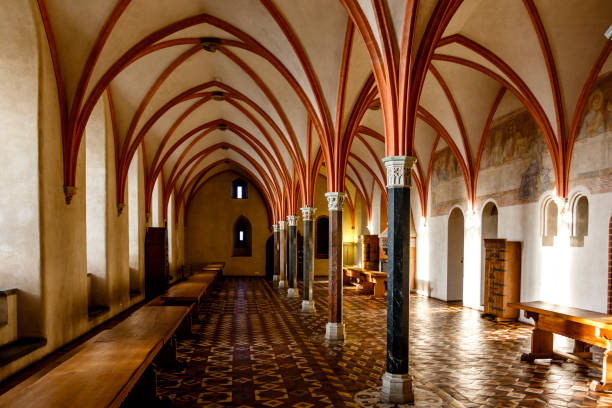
[447,207,464,302]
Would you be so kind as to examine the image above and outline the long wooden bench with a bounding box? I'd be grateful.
[0,304,192,407]
[509,301,612,391]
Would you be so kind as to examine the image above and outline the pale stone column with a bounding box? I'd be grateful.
[380,156,416,404]
[301,207,316,312]
[273,223,280,283]
[278,220,287,288]
[324,192,346,341]
[287,215,300,298]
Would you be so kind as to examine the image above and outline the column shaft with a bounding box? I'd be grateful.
[301,207,316,312]
[328,210,343,323]
[380,156,415,404]
[287,216,299,298]
[325,192,345,340]
[386,185,410,374]
[278,221,287,288]
[273,225,280,282]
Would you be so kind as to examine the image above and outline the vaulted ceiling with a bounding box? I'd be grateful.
[40,0,612,221]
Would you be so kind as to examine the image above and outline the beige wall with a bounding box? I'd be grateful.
[0,1,146,380]
[185,171,270,276]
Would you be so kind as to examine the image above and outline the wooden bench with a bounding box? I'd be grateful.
[509,301,612,391]
[0,305,192,407]
[343,266,387,297]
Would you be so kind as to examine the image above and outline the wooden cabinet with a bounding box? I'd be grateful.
[145,227,168,300]
[483,239,521,321]
[360,235,379,270]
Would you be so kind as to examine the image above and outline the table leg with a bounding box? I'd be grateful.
[591,339,612,392]
[373,280,386,297]
[521,328,553,362]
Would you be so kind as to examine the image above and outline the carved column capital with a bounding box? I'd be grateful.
[325,192,346,212]
[272,223,279,232]
[382,156,417,188]
[278,220,286,230]
[63,185,76,205]
[287,215,299,226]
[300,206,316,220]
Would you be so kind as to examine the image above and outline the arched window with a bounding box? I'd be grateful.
[571,195,589,247]
[315,216,329,259]
[542,198,558,246]
[232,178,248,199]
[233,215,252,257]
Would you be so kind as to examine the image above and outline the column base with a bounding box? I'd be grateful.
[287,288,299,298]
[380,372,414,404]
[301,300,316,313]
[278,280,286,288]
[272,275,279,282]
[325,322,345,341]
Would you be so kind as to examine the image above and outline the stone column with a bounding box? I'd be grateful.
[380,156,416,404]
[300,207,316,312]
[278,220,287,288]
[273,223,280,283]
[287,215,300,298]
[324,192,346,341]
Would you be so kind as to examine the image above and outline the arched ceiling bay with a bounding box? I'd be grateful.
[40,0,612,220]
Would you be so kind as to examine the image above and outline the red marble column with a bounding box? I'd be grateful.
[325,192,345,340]
[278,220,287,288]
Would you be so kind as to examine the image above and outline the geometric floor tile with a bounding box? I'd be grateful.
[157,278,612,407]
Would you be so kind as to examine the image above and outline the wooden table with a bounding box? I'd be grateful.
[343,266,387,297]
[0,305,191,407]
[509,301,612,391]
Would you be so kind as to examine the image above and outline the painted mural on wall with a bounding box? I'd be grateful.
[476,109,554,207]
[569,72,612,193]
[431,147,466,216]
[431,109,555,216]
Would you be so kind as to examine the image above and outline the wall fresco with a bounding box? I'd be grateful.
[570,72,612,194]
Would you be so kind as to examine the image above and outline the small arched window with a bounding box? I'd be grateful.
[233,215,252,257]
[315,216,329,259]
[542,198,558,246]
[571,195,589,247]
[232,178,248,199]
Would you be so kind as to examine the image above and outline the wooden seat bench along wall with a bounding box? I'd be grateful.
[0,304,192,407]
[509,301,612,392]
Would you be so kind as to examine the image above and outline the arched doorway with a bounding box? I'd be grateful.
[481,202,499,306]
[447,208,464,302]
[265,235,274,280]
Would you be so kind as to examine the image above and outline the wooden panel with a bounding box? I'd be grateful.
[483,239,521,320]
[145,227,168,300]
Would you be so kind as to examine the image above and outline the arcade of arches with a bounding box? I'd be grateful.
[1,0,612,406]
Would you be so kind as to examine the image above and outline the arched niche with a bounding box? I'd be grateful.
[233,215,252,257]
[570,193,589,247]
[541,198,558,246]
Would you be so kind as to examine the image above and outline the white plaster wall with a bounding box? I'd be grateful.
[422,189,612,317]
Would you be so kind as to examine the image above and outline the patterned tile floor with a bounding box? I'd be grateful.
[157,278,612,407]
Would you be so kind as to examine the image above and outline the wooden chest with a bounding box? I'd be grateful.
[483,239,521,321]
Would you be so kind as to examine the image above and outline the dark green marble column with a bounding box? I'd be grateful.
[380,156,416,404]
[278,220,287,288]
[287,215,299,298]
[300,207,316,312]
